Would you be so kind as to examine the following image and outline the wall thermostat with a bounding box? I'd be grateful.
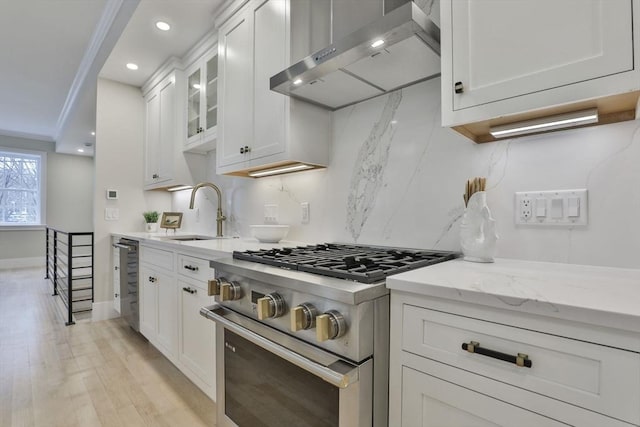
[106,189,118,200]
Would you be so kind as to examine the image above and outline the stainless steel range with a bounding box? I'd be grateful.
[200,244,457,427]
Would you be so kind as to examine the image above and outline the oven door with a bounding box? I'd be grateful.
[201,304,372,427]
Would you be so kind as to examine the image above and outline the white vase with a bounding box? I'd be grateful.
[460,191,498,263]
[145,223,158,233]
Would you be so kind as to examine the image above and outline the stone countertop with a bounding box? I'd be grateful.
[386,257,640,334]
[112,231,309,259]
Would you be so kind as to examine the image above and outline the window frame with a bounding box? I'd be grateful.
[0,146,47,230]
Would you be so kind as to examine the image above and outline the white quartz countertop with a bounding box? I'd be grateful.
[112,231,309,259]
[387,258,640,333]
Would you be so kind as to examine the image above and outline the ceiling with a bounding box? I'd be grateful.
[0,0,226,156]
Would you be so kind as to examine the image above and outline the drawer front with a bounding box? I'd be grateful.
[402,304,640,425]
[401,366,565,427]
[140,246,174,271]
[177,254,214,284]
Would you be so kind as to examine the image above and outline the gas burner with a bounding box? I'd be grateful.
[233,244,459,284]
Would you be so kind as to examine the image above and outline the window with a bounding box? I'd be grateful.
[0,149,46,226]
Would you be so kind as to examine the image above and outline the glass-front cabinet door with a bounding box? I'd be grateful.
[206,55,218,133]
[184,45,218,152]
[187,68,202,139]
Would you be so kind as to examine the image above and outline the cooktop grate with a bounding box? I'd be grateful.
[233,243,459,284]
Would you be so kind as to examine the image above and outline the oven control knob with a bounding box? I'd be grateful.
[290,303,318,332]
[257,293,285,320]
[207,278,222,296]
[316,310,347,342]
[220,281,242,301]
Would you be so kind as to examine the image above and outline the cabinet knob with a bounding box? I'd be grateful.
[152,173,159,179]
[240,145,251,154]
[114,293,119,298]
[148,276,157,283]
[454,81,464,94]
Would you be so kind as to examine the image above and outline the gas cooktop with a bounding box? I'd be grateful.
[233,243,459,284]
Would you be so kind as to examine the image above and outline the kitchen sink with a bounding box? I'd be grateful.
[158,235,220,241]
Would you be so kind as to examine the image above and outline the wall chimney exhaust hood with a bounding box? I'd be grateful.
[270,1,440,111]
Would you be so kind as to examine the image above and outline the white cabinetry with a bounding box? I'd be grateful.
[142,66,206,190]
[389,294,640,427]
[184,45,218,153]
[217,0,331,177]
[177,253,216,399]
[441,0,640,143]
[138,244,217,400]
[139,246,178,359]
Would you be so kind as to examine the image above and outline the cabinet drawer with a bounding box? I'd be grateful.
[140,246,174,271]
[177,254,214,284]
[401,366,565,427]
[402,304,640,425]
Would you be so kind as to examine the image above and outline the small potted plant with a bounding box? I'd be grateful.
[143,211,159,232]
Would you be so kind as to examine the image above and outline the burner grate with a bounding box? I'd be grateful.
[233,244,458,284]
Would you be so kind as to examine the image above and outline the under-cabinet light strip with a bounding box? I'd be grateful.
[489,108,598,138]
[248,164,313,177]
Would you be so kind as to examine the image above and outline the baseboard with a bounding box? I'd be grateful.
[0,256,45,269]
[91,301,120,321]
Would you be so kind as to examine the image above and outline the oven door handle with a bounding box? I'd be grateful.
[200,304,360,389]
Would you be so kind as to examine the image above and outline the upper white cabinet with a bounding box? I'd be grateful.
[216,0,331,177]
[144,73,175,187]
[142,65,206,190]
[184,46,218,153]
[441,0,640,143]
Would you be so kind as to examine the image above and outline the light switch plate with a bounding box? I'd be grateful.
[515,189,587,226]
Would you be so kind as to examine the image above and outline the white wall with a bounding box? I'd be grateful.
[0,136,93,265]
[174,78,640,270]
[94,78,170,303]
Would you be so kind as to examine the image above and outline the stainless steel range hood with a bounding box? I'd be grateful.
[270,1,440,111]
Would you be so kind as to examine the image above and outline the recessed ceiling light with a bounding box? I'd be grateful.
[90,131,95,136]
[371,39,385,48]
[77,148,84,153]
[155,21,171,31]
[193,83,201,89]
[126,63,139,70]
[293,79,303,85]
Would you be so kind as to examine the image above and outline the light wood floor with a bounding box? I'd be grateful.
[0,268,216,427]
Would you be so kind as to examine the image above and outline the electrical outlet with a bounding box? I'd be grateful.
[301,202,310,224]
[264,204,278,224]
[520,197,532,220]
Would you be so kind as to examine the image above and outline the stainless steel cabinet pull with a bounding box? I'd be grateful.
[182,287,197,294]
[152,173,159,179]
[240,145,251,154]
[462,341,532,368]
[454,81,464,94]
[148,276,157,283]
[184,265,198,272]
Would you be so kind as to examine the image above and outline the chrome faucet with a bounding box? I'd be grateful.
[189,182,226,237]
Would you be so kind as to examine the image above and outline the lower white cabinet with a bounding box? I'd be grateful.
[139,245,216,400]
[178,277,216,398]
[401,366,564,427]
[389,293,640,427]
[139,262,178,359]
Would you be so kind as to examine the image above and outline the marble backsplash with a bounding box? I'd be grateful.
[174,78,640,269]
